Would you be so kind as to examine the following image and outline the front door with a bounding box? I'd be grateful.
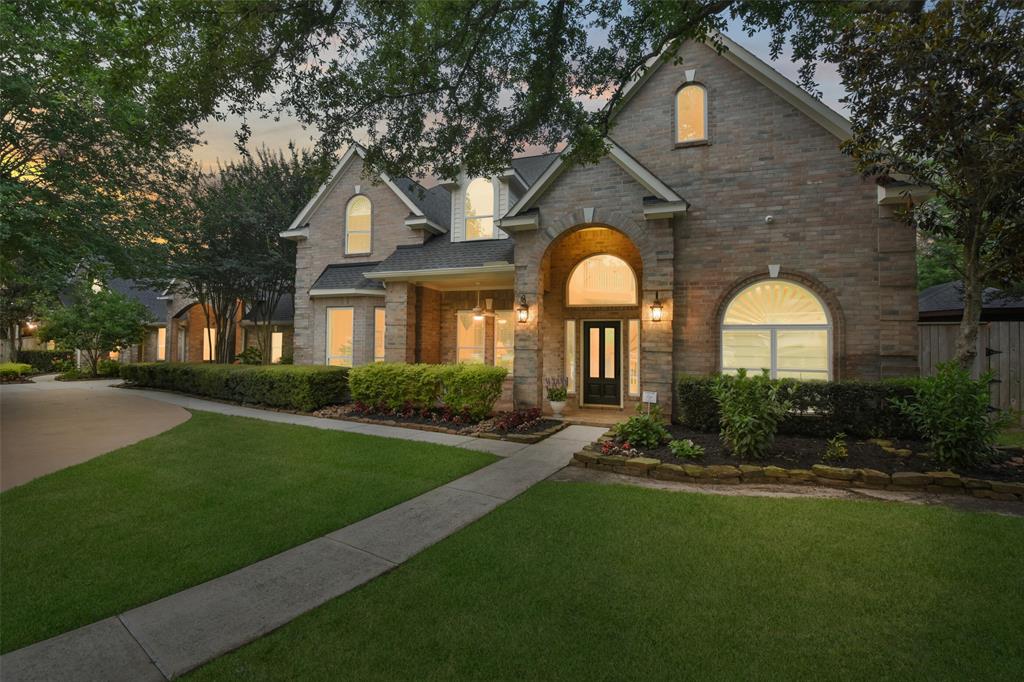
[582,321,621,406]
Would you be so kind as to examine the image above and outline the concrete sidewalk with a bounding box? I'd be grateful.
[1,388,603,681]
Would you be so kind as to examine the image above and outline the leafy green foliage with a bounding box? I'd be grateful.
[711,370,791,459]
[437,365,508,421]
[236,346,263,365]
[13,350,74,373]
[37,285,151,376]
[676,375,721,432]
[668,438,704,460]
[893,362,1006,468]
[916,234,961,291]
[120,363,348,412]
[545,376,569,402]
[0,363,33,381]
[822,433,848,463]
[348,363,507,421]
[613,404,670,450]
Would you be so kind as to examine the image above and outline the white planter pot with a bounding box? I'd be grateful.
[549,400,566,418]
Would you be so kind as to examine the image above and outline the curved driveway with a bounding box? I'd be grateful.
[0,376,190,491]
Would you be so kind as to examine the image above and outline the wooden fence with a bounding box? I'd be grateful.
[919,321,1023,420]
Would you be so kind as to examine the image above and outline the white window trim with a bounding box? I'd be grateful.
[345,195,372,255]
[464,177,497,241]
[565,320,577,395]
[456,310,486,363]
[674,82,708,145]
[492,310,515,373]
[628,319,641,397]
[326,306,355,366]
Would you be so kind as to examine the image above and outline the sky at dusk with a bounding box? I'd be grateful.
[192,24,847,171]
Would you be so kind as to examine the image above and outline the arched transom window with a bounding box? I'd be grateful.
[676,83,707,143]
[567,254,638,306]
[464,178,494,240]
[345,195,372,254]
[721,280,831,380]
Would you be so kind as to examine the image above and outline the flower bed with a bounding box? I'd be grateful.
[572,428,1024,502]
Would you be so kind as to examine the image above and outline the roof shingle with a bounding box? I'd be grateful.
[370,236,514,274]
[311,263,385,291]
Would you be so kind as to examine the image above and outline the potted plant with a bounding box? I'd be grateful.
[545,376,569,418]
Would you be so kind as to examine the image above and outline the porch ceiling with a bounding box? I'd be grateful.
[370,265,514,291]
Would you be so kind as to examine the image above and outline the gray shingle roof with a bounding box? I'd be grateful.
[243,293,295,324]
[919,281,1024,320]
[511,152,559,185]
[371,236,514,274]
[393,178,451,229]
[105,279,165,322]
[310,263,385,291]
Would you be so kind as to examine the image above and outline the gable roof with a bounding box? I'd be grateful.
[242,293,295,324]
[393,178,451,228]
[919,281,1024,321]
[511,153,560,186]
[281,144,449,238]
[309,262,385,294]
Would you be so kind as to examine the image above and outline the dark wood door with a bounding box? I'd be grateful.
[582,321,621,405]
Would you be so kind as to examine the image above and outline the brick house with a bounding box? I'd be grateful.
[282,36,918,417]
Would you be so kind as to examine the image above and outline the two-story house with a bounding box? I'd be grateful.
[281,35,919,417]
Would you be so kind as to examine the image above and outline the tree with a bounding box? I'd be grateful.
[827,1,1024,367]
[37,285,152,375]
[916,233,960,292]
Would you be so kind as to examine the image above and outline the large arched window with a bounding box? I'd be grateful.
[721,280,831,380]
[675,83,707,144]
[567,254,638,306]
[464,178,494,240]
[345,195,372,254]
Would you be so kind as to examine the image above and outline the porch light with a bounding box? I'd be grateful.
[517,295,529,323]
[649,291,664,322]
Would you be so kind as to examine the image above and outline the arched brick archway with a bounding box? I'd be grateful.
[512,216,675,414]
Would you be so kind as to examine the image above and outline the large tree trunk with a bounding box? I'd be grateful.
[954,242,984,369]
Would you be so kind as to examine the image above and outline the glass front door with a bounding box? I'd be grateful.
[582,321,620,405]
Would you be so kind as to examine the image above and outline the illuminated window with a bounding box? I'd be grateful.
[157,327,166,361]
[346,195,372,254]
[374,307,386,363]
[566,254,638,306]
[271,332,283,364]
[327,308,354,366]
[721,281,831,380]
[676,84,707,143]
[494,310,515,371]
[456,311,485,363]
[565,321,576,394]
[464,178,494,240]
[202,328,216,362]
[109,349,120,361]
[628,319,640,396]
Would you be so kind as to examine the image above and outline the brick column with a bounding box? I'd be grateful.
[876,208,919,377]
[384,282,416,363]
[513,264,543,409]
[640,217,675,417]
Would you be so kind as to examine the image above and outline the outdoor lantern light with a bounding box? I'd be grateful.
[649,291,664,322]
[517,295,529,323]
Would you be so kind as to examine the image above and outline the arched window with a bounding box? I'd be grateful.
[345,195,372,254]
[676,83,707,143]
[566,254,638,306]
[721,280,831,380]
[465,178,494,240]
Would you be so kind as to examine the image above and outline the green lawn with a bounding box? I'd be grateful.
[998,427,1024,448]
[0,411,495,653]
[193,482,1024,681]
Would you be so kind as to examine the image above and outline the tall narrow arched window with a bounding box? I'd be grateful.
[464,178,494,240]
[675,83,707,144]
[566,254,638,306]
[345,195,372,254]
[721,280,831,380]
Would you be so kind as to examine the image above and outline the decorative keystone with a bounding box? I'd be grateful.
[925,471,963,487]
[891,472,930,487]
[625,457,660,471]
[811,465,857,481]
[704,465,741,479]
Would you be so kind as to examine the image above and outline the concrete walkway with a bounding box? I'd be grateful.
[0,377,190,491]
[1,386,604,681]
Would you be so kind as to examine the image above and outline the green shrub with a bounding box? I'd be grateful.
[14,350,75,373]
[613,404,670,450]
[120,363,348,411]
[0,362,33,381]
[668,438,705,460]
[236,346,262,365]
[822,433,848,462]
[893,361,1006,468]
[348,363,507,420]
[677,375,920,439]
[712,369,791,459]
[97,359,121,376]
[545,376,568,402]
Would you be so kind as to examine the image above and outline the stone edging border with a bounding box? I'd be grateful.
[328,414,568,444]
[570,430,1024,503]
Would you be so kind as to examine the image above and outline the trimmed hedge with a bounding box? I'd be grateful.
[677,375,921,440]
[16,350,74,373]
[0,362,33,381]
[349,363,508,420]
[121,363,348,411]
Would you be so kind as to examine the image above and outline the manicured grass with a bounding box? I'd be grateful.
[193,482,1024,681]
[0,411,495,653]
[998,427,1024,448]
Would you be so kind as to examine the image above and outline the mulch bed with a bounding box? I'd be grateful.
[627,425,1024,483]
[312,404,563,440]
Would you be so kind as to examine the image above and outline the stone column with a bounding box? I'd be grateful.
[513,262,544,409]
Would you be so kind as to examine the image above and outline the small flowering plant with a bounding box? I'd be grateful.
[545,376,569,402]
[601,440,640,457]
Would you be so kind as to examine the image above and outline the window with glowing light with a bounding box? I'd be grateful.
[494,310,515,371]
[456,311,485,363]
[464,178,494,240]
[374,307,386,363]
[676,84,707,143]
[345,196,372,254]
[326,308,354,366]
[566,254,638,306]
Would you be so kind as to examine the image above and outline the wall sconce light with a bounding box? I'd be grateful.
[517,295,529,323]
[649,291,664,322]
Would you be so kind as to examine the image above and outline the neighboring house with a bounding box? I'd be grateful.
[919,281,1023,416]
[282,35,920,416]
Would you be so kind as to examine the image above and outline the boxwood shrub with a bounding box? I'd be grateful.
[677,374,921,440]
[120,363,348,411]
[348,363,508,420]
